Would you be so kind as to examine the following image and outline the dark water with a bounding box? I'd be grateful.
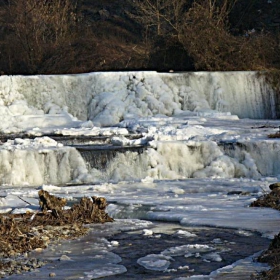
[5,222,270,280]
[77,145,146,169]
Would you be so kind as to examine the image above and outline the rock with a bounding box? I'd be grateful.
[241,192,251,196]
[49,272,56,277]
[269,182,280,190]
[227,191,243,195]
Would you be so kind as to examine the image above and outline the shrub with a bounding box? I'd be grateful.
[179,0,277,71]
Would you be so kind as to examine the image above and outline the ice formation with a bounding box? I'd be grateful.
[84,264,127,279]
[137,254,173,271]
[1,71,279,279]
[0,137,91,186]
[0,71,278,186]
[0,71,276,131]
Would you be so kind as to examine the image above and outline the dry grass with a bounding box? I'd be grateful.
[0,191,113,271]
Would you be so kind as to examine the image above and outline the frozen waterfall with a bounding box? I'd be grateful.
[0,71,279,186]
[0,71,277,128]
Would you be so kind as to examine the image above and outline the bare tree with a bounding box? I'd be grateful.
[127,0,187,70]
[6,0,78,73]
[130,0,185,38]
[178,0,275,71]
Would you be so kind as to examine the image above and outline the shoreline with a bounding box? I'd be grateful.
[0,191,113,278]
[250,182,280,279]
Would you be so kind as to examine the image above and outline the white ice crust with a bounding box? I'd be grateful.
[0,71,276,132]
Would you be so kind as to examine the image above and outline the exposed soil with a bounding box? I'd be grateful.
[0,191,113,278]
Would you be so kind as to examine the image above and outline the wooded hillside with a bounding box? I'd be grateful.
[0,0,279,74]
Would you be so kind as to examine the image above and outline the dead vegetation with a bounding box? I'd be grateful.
[0,190,113,277]
[250,183,280,279]
[257,232,280,280]
[179,0,277,71]
[0,0,280,74]
[250,183,280,211]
